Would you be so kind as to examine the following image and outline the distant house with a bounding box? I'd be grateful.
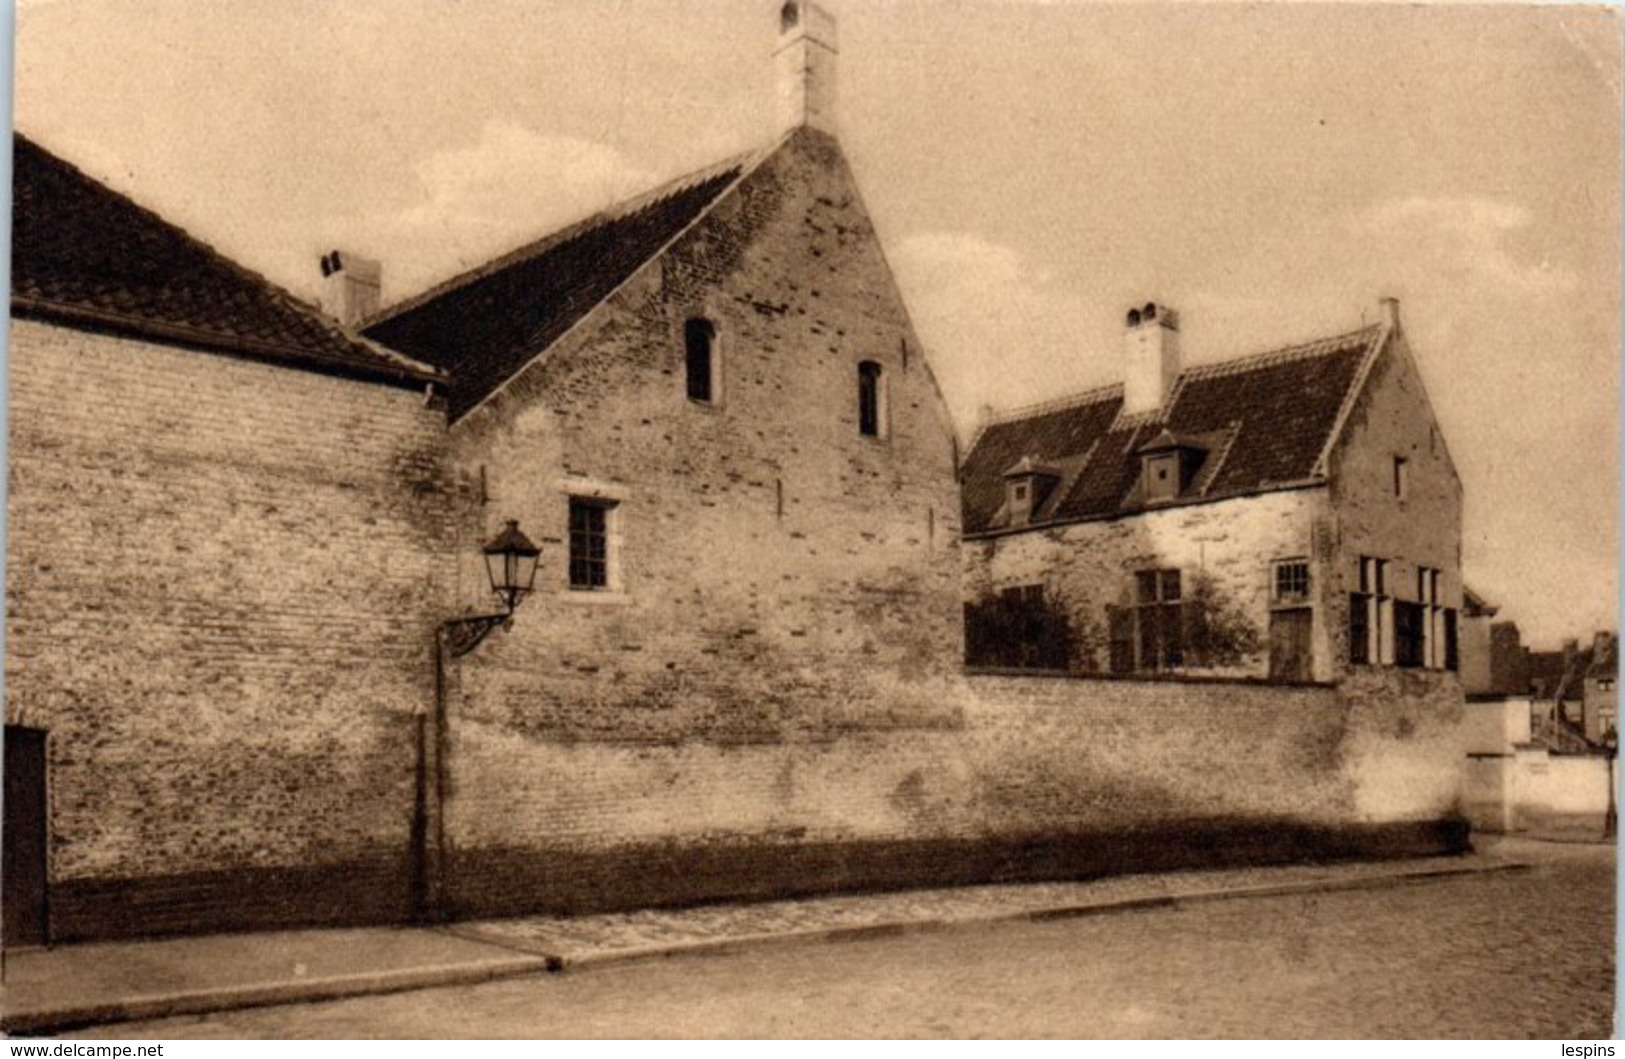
[1515,631,1620,749]
[1583,632,1617,745]
[1488,620,1531,699]
[1459,586,1500,695]
[960,299,1464,688]
[1527,645,1573,708]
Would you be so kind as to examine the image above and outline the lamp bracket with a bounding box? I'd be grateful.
[439,612,512,658]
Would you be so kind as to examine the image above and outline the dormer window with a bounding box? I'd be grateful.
[1002,456,1061,526]
[1136,429,1208,504]
[1146,452,1181,502]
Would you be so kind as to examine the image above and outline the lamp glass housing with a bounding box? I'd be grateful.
[481,520,541,611]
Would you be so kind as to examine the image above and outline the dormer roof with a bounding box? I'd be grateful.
[1135,428,1211,455]
[1002,455,1063,479]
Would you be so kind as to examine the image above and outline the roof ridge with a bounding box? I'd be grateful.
[983,381,1124,427]
[1179,324,1383,382]
[364,137,782,329]
[12,132,440,384]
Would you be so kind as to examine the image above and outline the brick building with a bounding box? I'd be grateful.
[5,2,1469,946]
[4,135,451,944]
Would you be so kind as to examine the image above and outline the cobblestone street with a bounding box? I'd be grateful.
[74,840,1614,1039]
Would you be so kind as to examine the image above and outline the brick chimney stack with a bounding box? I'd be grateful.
[1121,302,1182,418]
[775,1,838,135]
[319,250,381,327]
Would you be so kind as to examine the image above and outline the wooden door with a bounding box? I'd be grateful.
[4,726,49,947]
[1269,609,1314,683]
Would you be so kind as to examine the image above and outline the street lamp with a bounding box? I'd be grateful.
[442,519,542,658]
[418,518,542,921]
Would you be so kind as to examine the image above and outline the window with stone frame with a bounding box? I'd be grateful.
[568,498,616,590]
[1394,599,1426,667]
[1349,556,1389,665]
[1273,558,1310,604]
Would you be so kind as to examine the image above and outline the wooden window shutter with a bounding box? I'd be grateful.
[1108,605,1134,674]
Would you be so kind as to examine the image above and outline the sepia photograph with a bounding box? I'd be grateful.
[0,0,1618,1040]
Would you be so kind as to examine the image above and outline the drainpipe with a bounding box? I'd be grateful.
[411,637,449,922]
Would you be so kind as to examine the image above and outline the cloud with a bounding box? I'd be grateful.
[313,121,660,297]
[1349,196,1579,296]
[407,120,657,237]
[890,231,1102,434]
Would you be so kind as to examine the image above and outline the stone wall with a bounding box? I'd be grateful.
[4,319,451,940]
[438,668,1465,918]
[1465,748,1615,839]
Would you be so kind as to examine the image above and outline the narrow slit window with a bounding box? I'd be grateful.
[858,360,885,438]
[685,318,716,404]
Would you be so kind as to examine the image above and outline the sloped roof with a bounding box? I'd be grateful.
[1588,634,1617,680]
[1462,585,1499,617]
[10,134,438,388]
[362,148,766,419]
[962,325,1383,535]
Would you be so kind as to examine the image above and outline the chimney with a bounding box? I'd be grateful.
[775,1,838,135]
[1121,302,1182,418]
[1378,295,1401,330]
[319,250,382,327]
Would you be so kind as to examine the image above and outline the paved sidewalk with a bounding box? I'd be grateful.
[1,848,1531,1036]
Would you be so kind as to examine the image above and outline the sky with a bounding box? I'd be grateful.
[11,0,1622,647]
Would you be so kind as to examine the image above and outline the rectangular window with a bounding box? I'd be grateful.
[1393,456,1409,498]
[1108,605,1134,674]
[1273,559,1310,603]
[568,499,614,590]
[858,361,885,438]
[1134,568,1183,671]
[1443,608,1459,672]
[965,585,1065,669]
[684,318,716,403]
[1349,591,1370,665]
[1395,600,1425,668]
[1350,556,1388,665]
